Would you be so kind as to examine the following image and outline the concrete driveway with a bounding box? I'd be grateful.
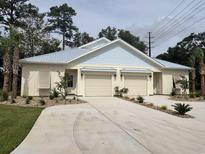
[12,97,205,154]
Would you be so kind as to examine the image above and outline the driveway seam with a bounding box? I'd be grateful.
[87,102,154,154]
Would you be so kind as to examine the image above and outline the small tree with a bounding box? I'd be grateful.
[55,72,68,99]
[176,75,189,96]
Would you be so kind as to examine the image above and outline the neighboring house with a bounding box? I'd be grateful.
[20,38,192,97]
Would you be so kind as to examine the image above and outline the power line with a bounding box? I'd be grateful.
[153,0,198,35]
[154,0,205,41]
[154,14,205,46]
[151,0,187,33]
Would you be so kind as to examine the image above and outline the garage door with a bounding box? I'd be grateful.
[124,75,147,96]
[85,74,112,96]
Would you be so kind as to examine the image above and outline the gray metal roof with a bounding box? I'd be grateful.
[19,38,192,70]
[20,48,89,64]
[154,58,191,70]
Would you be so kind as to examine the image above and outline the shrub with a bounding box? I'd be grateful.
[171,89,176,96]
[26,97,30,104]
[49,95,54,100]
[39,99,45,106]
[189,93,196,98]
[160,105,167,110]
[172,103,193,115]
[28,96,33,100]
[195,92,200,97]
[137,96,144,103]
[0,91,8,101]
[114,87,128,97]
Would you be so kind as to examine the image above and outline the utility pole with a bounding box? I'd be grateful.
[145,32,154,57]
[148,32,152,57]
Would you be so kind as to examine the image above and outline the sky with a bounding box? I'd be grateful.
[30,0,205,57]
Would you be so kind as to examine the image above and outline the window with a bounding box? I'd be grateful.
[67,74,74,87]
[39,71,50,89]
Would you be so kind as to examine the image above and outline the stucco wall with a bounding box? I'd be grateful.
[21,64,66,96]
[162,69,189,95]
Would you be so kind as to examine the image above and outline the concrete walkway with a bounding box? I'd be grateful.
[12,97,205,154]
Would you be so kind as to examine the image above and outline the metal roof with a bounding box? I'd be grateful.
[121,68,152,73]
[19,38,192,70]
[154,58,192,70]
[20,48,89,64]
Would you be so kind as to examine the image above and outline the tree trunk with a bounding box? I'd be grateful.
[200,63,205,96]
[11,46,20,99]
[191,70,196,93]
[3,49,11,92]
[62,32,65,50]
[201,75,205,96]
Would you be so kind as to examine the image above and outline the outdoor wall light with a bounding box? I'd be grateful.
[114,74,117,79]
[81,73,83,78]
[149,75,152,79]
[121,74,123,78]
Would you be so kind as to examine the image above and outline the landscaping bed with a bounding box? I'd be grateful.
[169,95,204,102]
[0,105,43,154]
[0,96,87,107]
[121,96,194,118]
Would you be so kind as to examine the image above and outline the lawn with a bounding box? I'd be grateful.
[0,105,43,154]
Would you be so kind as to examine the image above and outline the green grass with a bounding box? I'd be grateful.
[0,105,43,154]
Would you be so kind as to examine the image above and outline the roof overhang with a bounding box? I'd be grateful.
[81,67,117,73]
[121,68,152,74]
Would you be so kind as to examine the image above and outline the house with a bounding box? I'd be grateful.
[20,38,192,97]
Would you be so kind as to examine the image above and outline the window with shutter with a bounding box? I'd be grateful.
[39,71,50,89]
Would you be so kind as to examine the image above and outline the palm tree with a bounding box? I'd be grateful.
[189,55,196,93]
[192,47,205,96]
[0,36,11,92]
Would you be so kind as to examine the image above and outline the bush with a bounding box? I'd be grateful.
[172,103,193,115]
[49,88,59,100]
[39,99,45,106]
[189,93,196,98]
[49,95,54,100]
[28,96,33,100]
[0,91,8,101]
[26,97,30,104]
[195,92,200,97]
[114,87,128,97]
[160,105,167,110]
[171,89,176,96]
[137,96,144,103]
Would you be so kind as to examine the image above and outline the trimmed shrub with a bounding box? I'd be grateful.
[160,105,167,110]
[137,96,144,103]
[39,99,45,106]
[171,89,176,96]
[28,96,33,100]
[26,97,30,104]
[172,103,193,115]
[49,95,54,100]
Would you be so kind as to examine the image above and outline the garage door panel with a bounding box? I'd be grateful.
[85,74,112,96]
[125,76,147,96]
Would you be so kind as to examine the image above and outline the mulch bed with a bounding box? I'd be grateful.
[169,95,205,102]
[121,97,194,118]
[0,96,87,108]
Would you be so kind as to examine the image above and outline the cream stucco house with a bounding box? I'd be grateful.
[20,38,192,97]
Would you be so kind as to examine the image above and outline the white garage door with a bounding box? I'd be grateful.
[85,74,112,96]
[124,75,147,96]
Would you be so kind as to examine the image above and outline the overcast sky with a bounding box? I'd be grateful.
[30,0,205,57]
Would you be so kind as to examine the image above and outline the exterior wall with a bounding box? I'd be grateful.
[21,64,66,96]
[161,69,189,95]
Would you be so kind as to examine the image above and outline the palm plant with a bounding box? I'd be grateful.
[172,103,193,115]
